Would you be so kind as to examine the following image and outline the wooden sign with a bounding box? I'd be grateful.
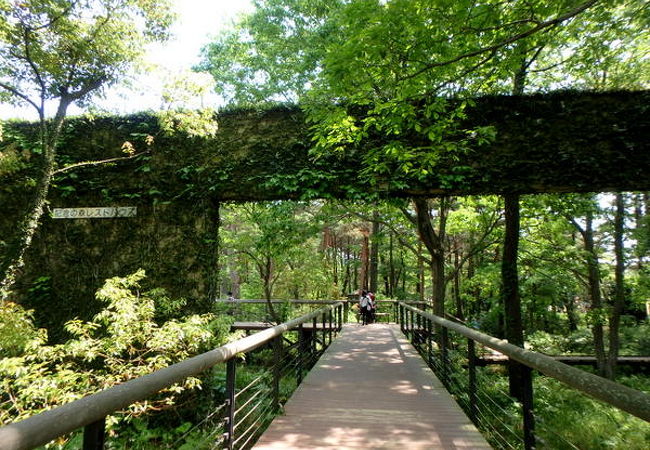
[52,207,137,219]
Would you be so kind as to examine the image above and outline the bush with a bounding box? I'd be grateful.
[0,270,232,431]
[0,301,46,358]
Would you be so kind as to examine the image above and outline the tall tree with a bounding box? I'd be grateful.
[221,201,319,321]
[0,0,175,300]
[607,193,627,378]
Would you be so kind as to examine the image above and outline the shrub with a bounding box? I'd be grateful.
[0,270,232,430]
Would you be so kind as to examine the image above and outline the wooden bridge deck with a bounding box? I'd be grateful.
[253,323,491,449]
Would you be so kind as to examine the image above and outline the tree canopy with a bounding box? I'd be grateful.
[0,0,176,300]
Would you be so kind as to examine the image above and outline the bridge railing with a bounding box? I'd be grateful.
[0,302,344,450]
[398,302,650,449]
[214,298,427,324]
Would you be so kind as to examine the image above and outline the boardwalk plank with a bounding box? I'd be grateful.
[253,324,491,449]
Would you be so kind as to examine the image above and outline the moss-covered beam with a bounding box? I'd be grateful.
[163,89,648,201]
[6,90,648,205]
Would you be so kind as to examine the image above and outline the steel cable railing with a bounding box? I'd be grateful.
[398,302,650,450]
[0,302,344,450]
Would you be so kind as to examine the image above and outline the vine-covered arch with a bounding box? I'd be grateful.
[1,90,648,336]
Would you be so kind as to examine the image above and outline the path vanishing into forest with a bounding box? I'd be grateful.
[254,323,490,449]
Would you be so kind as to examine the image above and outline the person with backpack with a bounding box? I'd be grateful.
[368,291,377,323]
[359,290,373,325]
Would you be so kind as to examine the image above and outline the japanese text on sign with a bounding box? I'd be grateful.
[52,207,137,219]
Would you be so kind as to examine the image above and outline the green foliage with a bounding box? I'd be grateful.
[198,0,647,193]
[157,71,218,138]
[0,0,175,108]
[0,143,26,177]
[535,377,650,449]
[221,201,322,302]
[0,271,229,429]
[0,301,46,358]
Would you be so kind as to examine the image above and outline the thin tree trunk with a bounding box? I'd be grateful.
[418,242,425,301]
[369,214,380,293]
[453,243,464,320]
[582,210,608,377]
[260,255,279,322]
[412,197,446,312]
[388,233,395,297]
[502,193,525,399]
[606,193,626,379]
[359,228,370,290]
[563,294,579,332]
[1,101,70,301]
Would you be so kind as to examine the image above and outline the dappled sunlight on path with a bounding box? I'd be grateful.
[253,324,490,449]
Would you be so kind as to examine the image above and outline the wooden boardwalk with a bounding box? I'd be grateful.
[253,323,491,449]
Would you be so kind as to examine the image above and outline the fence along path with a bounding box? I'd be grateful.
[254,323,489,449]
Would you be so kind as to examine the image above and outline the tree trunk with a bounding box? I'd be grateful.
[583,209,608,377]
[359,227,370,290]
[431,257,445,317]
[1,102,70,301]
[260,255,279,322]
[502,193,525,399]
[563,294,579,332]
[418,242,425,301]
[412,197,446,311]
[369,214,380,293]
[388,233,395,297]
[453,243,464,321]
[606,193,627,379]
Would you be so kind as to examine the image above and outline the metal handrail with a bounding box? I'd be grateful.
[400,303,650,422]
[0,302,344,450]
[215,299,338,304]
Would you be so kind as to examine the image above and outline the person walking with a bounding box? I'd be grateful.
[359,290,372,325]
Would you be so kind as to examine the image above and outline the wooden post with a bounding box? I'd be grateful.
[82,417,105,450]
[312,317,317,356]
[297,324,305,384]
[328,309,333,344]
[468,338,477,423]
[521,365,536,450]
[273,337,282,411]
[427,317,433,368]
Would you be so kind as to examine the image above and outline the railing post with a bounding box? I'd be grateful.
[406,309,413,341]
[467,338,477,423]
[338,304,343,331]
[273,336,282,411]
[82,417,105,450]
[427,317,433,368]
[225,358,236,450]
[522,365,536,450]
[404,308,409,336]
[416,311,422,349]
[322,312,327,348]
[441,327,449,387]
[328,309,333,344]
[344,301,349,323]
[312,316,317,356]
[399,304,404,332]
[297,324,305,385]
